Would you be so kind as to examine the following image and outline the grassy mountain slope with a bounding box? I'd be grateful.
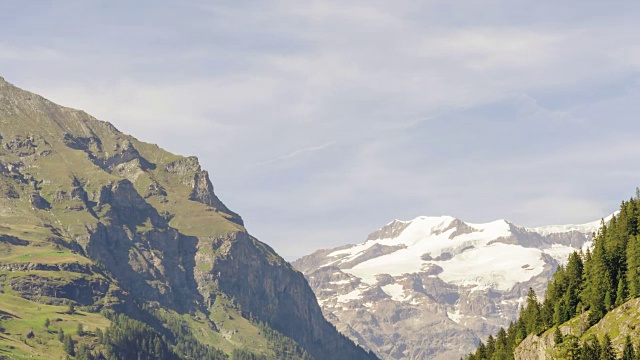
[467,195,640,360]
[0,76,377,360]
[513,297,640,359]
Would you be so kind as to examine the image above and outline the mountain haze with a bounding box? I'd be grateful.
[294,215,608,360]
[0,76,376,359]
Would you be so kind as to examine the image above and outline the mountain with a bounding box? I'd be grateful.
[0,76,377,360]
[293,215,610,360]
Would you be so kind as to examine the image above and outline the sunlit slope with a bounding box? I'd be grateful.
[0,76,377,360]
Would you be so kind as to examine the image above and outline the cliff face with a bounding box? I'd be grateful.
[294,216,601,360]
[0,76,375,359]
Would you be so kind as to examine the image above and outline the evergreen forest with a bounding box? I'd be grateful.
[466,194,640,360]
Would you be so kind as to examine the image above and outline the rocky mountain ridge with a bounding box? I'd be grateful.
[0,76,376,359]
[294,215,610,360]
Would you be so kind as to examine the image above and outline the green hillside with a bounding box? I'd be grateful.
[467,194,640,360]
[0,76,377,360]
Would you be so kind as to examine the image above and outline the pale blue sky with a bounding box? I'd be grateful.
[2,1,640,259]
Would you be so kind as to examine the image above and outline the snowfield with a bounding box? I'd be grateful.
[297,213,610,360]
[330,215,605,291]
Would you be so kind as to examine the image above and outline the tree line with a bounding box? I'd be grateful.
[466,194,640,360]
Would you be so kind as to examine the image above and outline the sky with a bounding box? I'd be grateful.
[2,1,640,259]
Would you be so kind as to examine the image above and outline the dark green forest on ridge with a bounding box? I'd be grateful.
[467,193,640,360]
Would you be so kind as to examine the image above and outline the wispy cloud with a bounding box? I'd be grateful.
[253,141,335,167]
[2,1,639,259]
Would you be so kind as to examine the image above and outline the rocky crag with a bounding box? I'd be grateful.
[294,215,608,360]
[0,76,376,359]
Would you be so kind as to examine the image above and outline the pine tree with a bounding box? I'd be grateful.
[77,322,84,336]
[523,288,542,334]
[565,284,579,318]
[63,334,75,356]
[622,335,634,360]
[582,231,612,325]
[96,327,103,343]
[589,301,606,327]
[553,327,563,345]
[44,318,50,329]
[485,335,495,359]
[475,342,486,359]
[591,335,602,358]
[616,276,628,307]
[566,252,584,289]
[626,235,640,298]
[582,336,602,359]
[58,327,65,342]
[604,291,613,311]
[601,334,616,360]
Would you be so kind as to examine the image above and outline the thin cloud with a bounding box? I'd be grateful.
[1,1,639,259]
[253,141,335,167]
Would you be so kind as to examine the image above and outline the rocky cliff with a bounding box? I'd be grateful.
[294,216,607,360]
[0,76,376,359]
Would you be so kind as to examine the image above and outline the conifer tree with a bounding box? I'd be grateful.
[486,335,495,359]
[626,235,640,298]
[553,327,563,345]
[475,342,486,359]
[604,291,613,311]
[584,236,612,324]
[622,335,634,360]
[591,335,602,358]
[523,288,542,334]
[581,336,602,360]
[601,334,616,360]
[616,277,628,307]
[566,252,584,289]
[553,300,564,326]
[63,334,75,356]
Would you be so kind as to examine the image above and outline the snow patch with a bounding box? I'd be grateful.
[330,279,352,285]
[542,244,577,263]
[336,289,363,303]
[527,213,616,236]
[382,284,411,302]
[448,309,463,324]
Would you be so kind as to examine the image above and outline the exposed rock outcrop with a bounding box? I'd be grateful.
[295,216,601,360]
[0,76,375,360]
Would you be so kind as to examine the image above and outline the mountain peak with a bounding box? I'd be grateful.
[294,214,604,359]
[526,212,617,236]
[0,76,376,360]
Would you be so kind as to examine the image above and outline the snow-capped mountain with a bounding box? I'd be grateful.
[293,215,611,360]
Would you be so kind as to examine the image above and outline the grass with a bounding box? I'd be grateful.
[581,298,640,350]
[0,82,284,358]
[0,244,89,265]
[0,292,110,360]
[529,298,640,356]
